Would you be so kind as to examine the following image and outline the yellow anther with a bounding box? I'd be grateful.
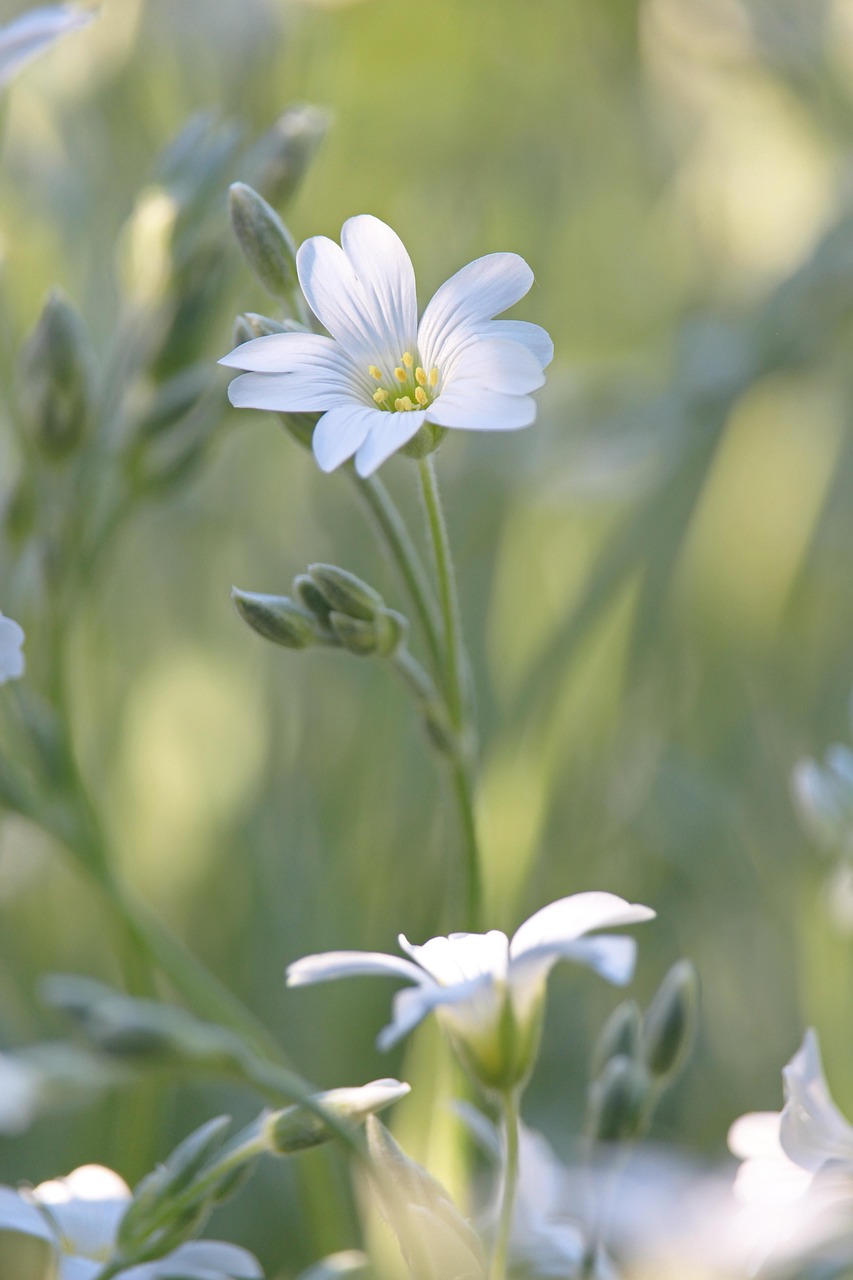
[394,367,407,383]
[415,387,428,406]
[429,367,439,387]
[415,367,427,386]
[395,396,414,412]
[401,351,414,368]
[369,365,383,380]
[373,388,389,405]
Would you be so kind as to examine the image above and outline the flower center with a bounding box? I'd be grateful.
[368,351,439,413]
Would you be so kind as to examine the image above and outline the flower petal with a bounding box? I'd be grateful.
[59,1260,102,1280]
[510,936,639,1015]
[510,893,656,960]
[377,975,492,1051]
[139,1240,264,1278]
[398,931,509,985]
[341,215,418,359]
[442,338,546,395]
[286,950,426,988]
[227,372,351,414]
[0,614,25,685]
[312,404,377,472]
[297,235,386,361]
[34,1166,130,1262]
[0,6,94,90]
[0,1187,55,1241]
[480,320,554,368]
[780,1029,853,1172]
[354,411,426,477]
[418,252,535,369]
[219,332,343,373]
[427,390,537,432]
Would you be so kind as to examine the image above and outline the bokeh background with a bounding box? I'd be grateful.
[3,0,853,1273]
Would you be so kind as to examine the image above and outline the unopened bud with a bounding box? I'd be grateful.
[266,1079,410,1155]
[308,564,384,621]
[293,574,333,626]
[229,182,299,302]
[248,104,330,208]
[374,609,408,657]
[591,1001,641,1079]
[278,411,317,450]
[401,421,447,461]
[232,588,318,649]
[642,959,698,1079]
[19,291,92,459]
[328,612,378,656]
[587,1055,651,1143]
[135,365,210,441]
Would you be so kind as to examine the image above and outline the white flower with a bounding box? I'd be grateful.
[0,5,94,89]
[0,1164,262,1280]
[220,215,553,477]
[287,892,654,1089]
[727,1029,853,1273]
[0,613,25,684]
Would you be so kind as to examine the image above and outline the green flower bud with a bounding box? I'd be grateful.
[293,574,334,627]
[19,290,93,459]
[248,104,330,209]
[308,564,384,621]
[374,609,408,657]
[266,1079,410,1155]
[231,588,319,649]
[135,365,210,441]
[641,959,699,1080]
[591,1000,642,1079]
[586,1055,651,1144]
[328,612,378,656]
[3,475,37,546]
[229,182,299,302]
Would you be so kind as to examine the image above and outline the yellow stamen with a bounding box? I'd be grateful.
[401,351,413,368]
[415,367,427,386]
[373,388,389,405]
[394,367,407,383]
[429,367,439,387]
[395,396,414,411]
[369,365,383,380]
[415,387,428,406]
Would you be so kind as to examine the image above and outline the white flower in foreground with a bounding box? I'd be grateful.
[287,892,654,1089]
[727,1029,853,1273]
[0,5,94,89]
[0,1164,262,1280]
[220,214,553,477]
[0,613,25,684]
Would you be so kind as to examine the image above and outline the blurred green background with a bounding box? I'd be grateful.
[3,0,853,1273]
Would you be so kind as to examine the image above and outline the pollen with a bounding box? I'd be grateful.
[373,388,389,405]
[369,366,383,381]
[402,351,413,368]
[395,396,414,411]
[415,367,427,386]
[394,367,407,383]
[415,387,428,406]
[429,367,439,387]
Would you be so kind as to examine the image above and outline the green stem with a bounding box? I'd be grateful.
[417,455,465,729]
[490,1090,520,1280]
[417,455,482,930]
[351,469,443,678]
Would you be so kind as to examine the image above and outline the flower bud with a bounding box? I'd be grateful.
[587,1055,651,1143]
[231,588,319,649]
[641,959,699,1080]
[229,182,299,302]
[266,1079,410,1155]
[400,421,447,461]
[293,574,334,627]
[328,612,379,657]
[247,104,330,208]
[134,365,210,441]
[308,564,384,621]
[19,291,92,459]
[278,411,318,450]
[591,1000,641,1079]
[297,1252,369,1280]
[374,609,408,657]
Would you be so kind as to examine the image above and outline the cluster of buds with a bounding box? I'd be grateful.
[586,959,698,1144]
[233,563,409,659]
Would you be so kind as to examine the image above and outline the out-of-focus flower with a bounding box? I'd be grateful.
[0,1053,39,1134]
[0,613,25,684]
[221,215,553,477]
[0,5,94,89]
[0,1164,262,1280]
[287,893,654,1089]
